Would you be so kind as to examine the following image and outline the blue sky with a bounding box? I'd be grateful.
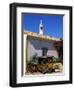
[22,13,63,38]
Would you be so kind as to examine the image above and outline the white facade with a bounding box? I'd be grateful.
[27,36,58,61]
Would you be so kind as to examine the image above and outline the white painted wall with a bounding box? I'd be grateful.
[0,0,74,90]
[28,37,58,61]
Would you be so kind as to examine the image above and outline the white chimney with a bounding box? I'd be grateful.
[39,20,44,35]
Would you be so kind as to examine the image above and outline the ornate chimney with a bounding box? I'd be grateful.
[39,20,44,35]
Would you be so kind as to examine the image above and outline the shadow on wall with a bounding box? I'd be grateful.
[28,36,56,50]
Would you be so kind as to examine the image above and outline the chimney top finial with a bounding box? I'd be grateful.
[40,19,43,25]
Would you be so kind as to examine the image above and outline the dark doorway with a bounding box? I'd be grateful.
[42,48,48,56]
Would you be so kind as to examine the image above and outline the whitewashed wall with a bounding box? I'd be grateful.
[28,37,58,61]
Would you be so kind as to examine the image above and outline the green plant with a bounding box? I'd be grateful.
[52,56,62,62]
[29,53,38,65]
